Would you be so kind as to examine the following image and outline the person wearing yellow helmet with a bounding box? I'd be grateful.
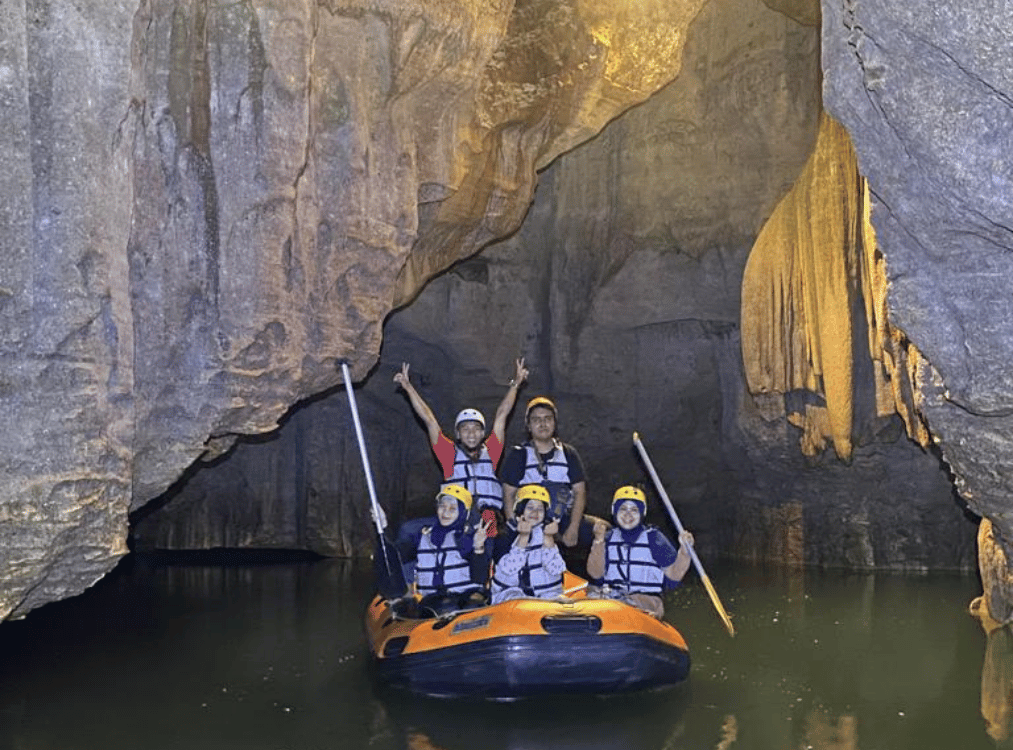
[489,484,567,603]
[392,484,493,613]
[394,358,529,535]
[586,485,695,618]
[499,396,602,551]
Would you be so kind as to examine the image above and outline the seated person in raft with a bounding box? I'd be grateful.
[393,484,493,614]
[586,485,694,618]
[490,484,568,604]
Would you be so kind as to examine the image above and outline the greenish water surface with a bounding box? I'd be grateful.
[0,556,1007,750]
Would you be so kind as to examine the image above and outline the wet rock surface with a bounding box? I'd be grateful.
[133,0,975,575]
[1,0,706,619]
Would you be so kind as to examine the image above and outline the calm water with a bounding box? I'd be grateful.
[1,555,1009,750]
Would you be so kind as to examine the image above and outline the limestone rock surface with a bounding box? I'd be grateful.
[134,0,974,574]
[5,0,1004,622]
[822,0,1013,619]
[134,0,821,557]
[1,0,706,620]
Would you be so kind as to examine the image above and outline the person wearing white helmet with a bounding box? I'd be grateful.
[394,358,528,535]
[586,485,695,618]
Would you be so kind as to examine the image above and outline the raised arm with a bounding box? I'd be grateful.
[586,519,609,580]
[663,529,695,582]
[491,357,528,444]
[393,362,441,446]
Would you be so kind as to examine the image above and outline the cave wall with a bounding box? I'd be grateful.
[133,0,822,557]
[133,0,976,572]
[3,0,1001,621]
[1,0,707,621]
[821,1,1013,614]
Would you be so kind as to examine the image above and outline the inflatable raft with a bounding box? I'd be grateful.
[365,575,690,700]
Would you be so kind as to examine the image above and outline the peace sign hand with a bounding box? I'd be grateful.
[473,518,492,549]
[542,519,559,546]
[393,362,410,388]
[514,357,529,385]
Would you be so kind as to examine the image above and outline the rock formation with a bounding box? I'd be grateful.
[1,0,707,620]
[3,0,1007,624]
[742,110,932,462]
[133,0,974,578]
[822,1,1013,622]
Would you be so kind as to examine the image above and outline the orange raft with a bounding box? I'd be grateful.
[365,575,690,699]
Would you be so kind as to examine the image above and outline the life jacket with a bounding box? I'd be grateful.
[415,529,474,595]
[491,525,563,598]
[443,443,503,510]
[602,527,665,594]
[515,441,574,518]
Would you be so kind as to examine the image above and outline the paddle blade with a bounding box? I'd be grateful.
[701,574,736,637]
[374,532,410,600]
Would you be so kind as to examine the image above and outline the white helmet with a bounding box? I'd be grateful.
[455,408,485,429]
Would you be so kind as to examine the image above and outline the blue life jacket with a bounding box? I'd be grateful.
[603,527,665,594]
[515,441,574,518]
[443,443,503,510]
[415,529,473,595]
[491,525,563,598]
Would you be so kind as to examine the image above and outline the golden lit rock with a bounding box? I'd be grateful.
[742,111,862,459]
[976,518,1013,627]
[741,111,932,460]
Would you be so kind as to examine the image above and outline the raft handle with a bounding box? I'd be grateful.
[540,615,603,634]
[382,636,411,657]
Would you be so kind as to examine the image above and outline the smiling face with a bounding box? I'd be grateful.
[521,500,546,526]
[436,495,461,526]
[526,406,556,443]
[615,500,642,531]
[455,420,485,450]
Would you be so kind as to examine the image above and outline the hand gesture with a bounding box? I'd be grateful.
[593,519,608,543]
[542,519,559,546]
[393,362,410,389]
[513,357,529,386]
[473,518,492,549]
[516,515,535,535]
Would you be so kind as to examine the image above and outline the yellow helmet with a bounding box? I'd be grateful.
[437,484,474,511]
[514,484,551,516]
[611,485,647,517]
[525,396,557,420]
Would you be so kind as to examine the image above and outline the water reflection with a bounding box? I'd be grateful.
[798,711,858,750]
[980,623,1013,743]
[376,688,692,750]
[714,714,738,749]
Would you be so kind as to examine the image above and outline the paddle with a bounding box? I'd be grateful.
[339,360,409,600]
[633,432,736,637]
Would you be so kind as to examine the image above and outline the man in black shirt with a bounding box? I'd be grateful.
[499,396,599,549]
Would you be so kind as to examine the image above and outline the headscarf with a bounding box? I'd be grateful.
[612,496,647,546]
[430,495,471,549]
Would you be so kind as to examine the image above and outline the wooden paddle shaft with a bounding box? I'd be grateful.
[633,432,736,637]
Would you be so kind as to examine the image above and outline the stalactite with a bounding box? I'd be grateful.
[741,111,931,460]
